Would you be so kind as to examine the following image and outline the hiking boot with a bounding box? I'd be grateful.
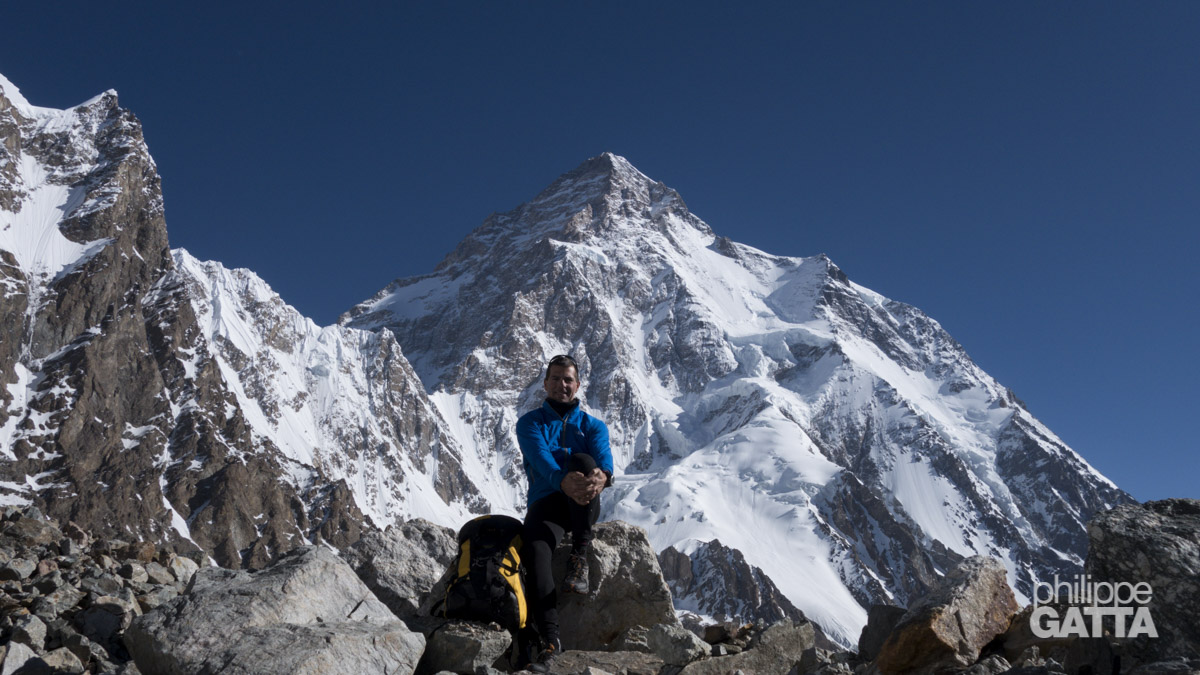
[562,549,589,595]
[528,635,561,673]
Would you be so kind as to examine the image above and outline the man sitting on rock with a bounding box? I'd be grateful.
[516,354,613,671]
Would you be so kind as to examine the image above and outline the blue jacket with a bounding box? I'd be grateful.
[516,400,613,507]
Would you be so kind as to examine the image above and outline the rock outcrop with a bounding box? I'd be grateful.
[124,545,425,674]
[1086,499,1200,666]
[659,539,808,627]
[342,518,458,621]
[678,619,818,675]
[875,556,1018,675]
[554,521,678,651]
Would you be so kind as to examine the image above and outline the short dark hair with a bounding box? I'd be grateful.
[544,354,579,380]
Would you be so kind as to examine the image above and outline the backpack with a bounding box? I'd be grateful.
[438,514,528,632]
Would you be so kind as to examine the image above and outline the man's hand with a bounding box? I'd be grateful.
[561,469,607,506]
[582,468,607,501]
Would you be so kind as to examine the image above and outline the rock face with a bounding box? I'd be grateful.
[1086,499,1200,665]
[875,556,1019,675]
[659,539,808,627]
[0,73,481,571]
[124,545,425,675]
[555,521,678,651]
[342,518,458,621]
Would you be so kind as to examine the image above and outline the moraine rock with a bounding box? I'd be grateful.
[123,545,425,675]
[875,556,1018,675]
[678,619,817,675]
[645,623,711,666]
[1086,499,1200,666]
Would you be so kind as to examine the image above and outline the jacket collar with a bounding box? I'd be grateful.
[542,398,580,420]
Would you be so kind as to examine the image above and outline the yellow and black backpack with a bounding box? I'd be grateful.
[438,514,527,632]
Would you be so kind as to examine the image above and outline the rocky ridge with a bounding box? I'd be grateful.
[0,73,478,571]
[2,500,1198,674]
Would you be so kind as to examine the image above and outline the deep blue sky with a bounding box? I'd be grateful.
[3,2,1197,502]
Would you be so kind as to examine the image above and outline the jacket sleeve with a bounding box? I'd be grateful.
[516,412,566,494]
[584,415,614,478]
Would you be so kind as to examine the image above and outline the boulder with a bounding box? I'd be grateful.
[1086,499,1200,665]
[609,625,654,654]
[875,556,1018,675]
[0,515,63,548]
[0,557,35,581]
[678,619,817,675]
[857,604,906,662]
[556,521,678,650]
[645,623,710,666]
[165,555,199,588]
[11,613,48,649]
[124,545,425,675]
[1,642,42,675]
[416,620,512,675]
[41,648,85,674]
[142,561,175,586]
[542,649,666,675]
[75,593,141,648]
[342,518,457,620]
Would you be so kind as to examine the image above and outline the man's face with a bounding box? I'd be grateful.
[544,365,580,404]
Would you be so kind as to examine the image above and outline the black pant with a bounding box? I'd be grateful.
[522,453,600,641]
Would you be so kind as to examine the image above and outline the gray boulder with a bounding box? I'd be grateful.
[342,518,457,620]
[416,620,512,675]
[1,642,41,675]
[124,546,425,675]
[645,623,710,666]
[875,556,1018,675]
[556,521,678,651]
[1086,499,1200,665]
[678,619,817,675]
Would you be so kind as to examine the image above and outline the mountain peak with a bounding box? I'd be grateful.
[524,152,657,210]
[0,71,118,122]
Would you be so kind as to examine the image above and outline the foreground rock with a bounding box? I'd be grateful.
[1086,499,1200,667]
[124,546,425,674]
[417,620,511,675]
[857,604,906,663]
[555,521,679,650]
[875,556,1018,675]
[678,619,817,675]
[343,518,458,621]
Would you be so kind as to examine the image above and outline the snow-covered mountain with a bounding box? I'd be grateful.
[344,152,1131,644]
[1,74,1130,647]
[0,74,480,568]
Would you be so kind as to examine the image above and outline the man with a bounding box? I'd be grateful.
[516,354,613,671]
